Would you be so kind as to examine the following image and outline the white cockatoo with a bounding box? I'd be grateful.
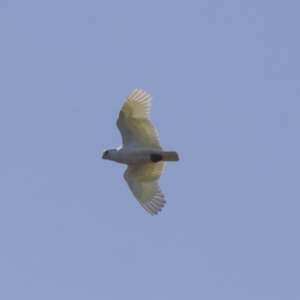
[102,89,179,215]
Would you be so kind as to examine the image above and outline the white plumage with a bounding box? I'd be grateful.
[102,89,179,215]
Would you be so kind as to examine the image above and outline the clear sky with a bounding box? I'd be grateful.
[1,1,300,299]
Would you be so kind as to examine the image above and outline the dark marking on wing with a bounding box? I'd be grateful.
[150,154,163,163]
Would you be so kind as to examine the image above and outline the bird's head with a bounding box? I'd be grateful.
[102,148,118,161]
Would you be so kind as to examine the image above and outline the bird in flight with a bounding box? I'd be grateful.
[102,89,179,215]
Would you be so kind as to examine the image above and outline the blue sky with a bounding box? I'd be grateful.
[1,1,300,299]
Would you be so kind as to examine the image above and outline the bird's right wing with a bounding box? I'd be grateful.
[124,162,166,215]
[116,89,163,150]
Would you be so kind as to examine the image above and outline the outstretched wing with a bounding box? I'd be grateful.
[124,162,166,215]
[116,89,163,150]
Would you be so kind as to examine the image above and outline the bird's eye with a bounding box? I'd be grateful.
[104,150,109,155]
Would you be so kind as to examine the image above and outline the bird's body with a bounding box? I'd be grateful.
[102,89,179,215]
[105,147,178,165]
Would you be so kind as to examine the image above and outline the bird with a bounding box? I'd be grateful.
[102,88,179,215]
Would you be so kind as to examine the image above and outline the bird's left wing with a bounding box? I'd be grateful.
[124,162,166,215]
[116,89,163,150]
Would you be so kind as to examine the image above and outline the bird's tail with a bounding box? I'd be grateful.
[162,151,179,161]
[150,151,179,162]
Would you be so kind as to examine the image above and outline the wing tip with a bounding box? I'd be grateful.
[127,88,152,102]
[141,198,166,216]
